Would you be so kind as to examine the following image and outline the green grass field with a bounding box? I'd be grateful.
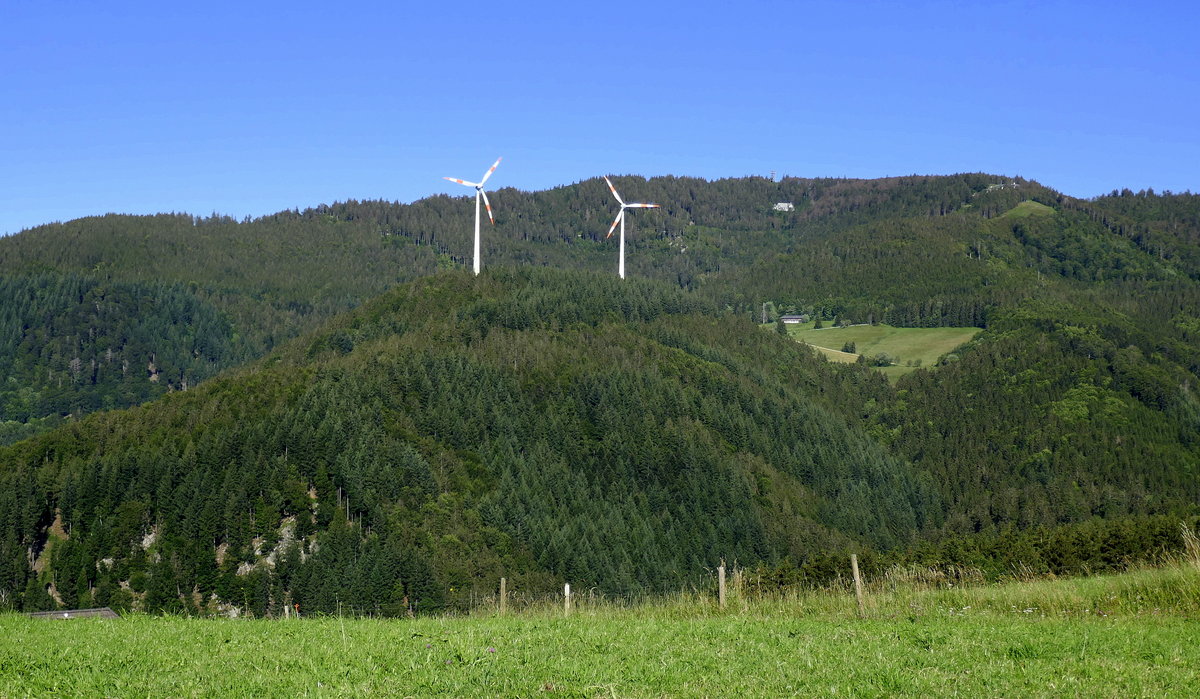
[781,322,981,379]
[1000,200,1057,218]
[4,565,1199,697]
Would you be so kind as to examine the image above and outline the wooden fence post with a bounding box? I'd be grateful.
[718,560,727,609]
[564,583,571,616]
[851,554,865,617]
[500,577,507,615]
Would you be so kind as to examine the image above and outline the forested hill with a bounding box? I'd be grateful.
[3,180,1200,615]
[4,175,1199,443]
[0,269,930,615]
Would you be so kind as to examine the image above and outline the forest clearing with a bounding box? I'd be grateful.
[781,322,982,378]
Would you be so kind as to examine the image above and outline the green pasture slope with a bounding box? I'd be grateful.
[1000,199,1057,218]
[3,565,1199,697]
[783,322,981,379]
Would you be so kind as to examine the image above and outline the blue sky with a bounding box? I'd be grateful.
[2,0,1197,235]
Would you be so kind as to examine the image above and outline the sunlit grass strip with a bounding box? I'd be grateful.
[4,611,1199,696]
[3,564,1199,696]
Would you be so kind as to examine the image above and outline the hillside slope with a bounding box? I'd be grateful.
[2,177,1199,605]
[5,175,1197,444]
[0,269,928,614]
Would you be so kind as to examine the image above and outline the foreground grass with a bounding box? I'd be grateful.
[2,612,1194,697]
[3,566,1199,697]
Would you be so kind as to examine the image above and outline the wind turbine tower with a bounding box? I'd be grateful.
[444,157,502,275]
[604,176,660,279]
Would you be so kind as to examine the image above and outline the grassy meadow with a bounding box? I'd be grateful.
[3,564,1199,697]
[781,322,981,379]
[1000,200,1057,218]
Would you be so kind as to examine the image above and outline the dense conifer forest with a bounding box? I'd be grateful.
[1,270,928,613]
[1,175,1197,614]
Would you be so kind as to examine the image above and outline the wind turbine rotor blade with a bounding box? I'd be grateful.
[479,157,502,185]
[606,210,623,238]
[444,177,480,188]
[626,203,660,208]
[480,189,495,224]
[603,176,625,206]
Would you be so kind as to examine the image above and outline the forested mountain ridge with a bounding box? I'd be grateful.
[4,174,1197,443]
[0,269,930,614]
[873,298,1200,534]
[2,176,1199,615]
[0,274,246,445]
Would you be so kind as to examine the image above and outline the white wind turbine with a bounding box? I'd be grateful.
[603,176,660,279]
[444,157,502,275]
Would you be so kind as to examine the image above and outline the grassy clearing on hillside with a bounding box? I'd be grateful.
[3,565,1199,697]
[1001,200,1057,218]
[781,322,981,379]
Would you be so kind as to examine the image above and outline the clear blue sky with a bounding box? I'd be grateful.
[2,0,1197,235]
